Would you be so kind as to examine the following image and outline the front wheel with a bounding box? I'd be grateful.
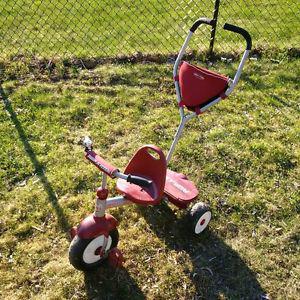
[190,202,211,234]
[69,228,119,271]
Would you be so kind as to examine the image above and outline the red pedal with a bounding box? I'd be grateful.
[108,248,125,268]
[70,226,78,239]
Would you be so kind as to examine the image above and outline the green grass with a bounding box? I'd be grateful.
[0,0,299,59]
[0,57,299,299]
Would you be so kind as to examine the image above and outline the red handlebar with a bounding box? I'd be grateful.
[85,150,119,178]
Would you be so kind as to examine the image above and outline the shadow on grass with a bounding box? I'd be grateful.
[0,85,70,235]
[138,202,267,300]
[84,265,145,300]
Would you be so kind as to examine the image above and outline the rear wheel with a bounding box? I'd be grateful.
[190,202,211,234]
[69,228,119,271]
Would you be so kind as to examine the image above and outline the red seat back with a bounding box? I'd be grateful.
[179,61,229,109]
[117,145,167,205]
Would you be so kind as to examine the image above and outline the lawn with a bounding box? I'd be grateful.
[0,55,299,299]
[0,0,299,59]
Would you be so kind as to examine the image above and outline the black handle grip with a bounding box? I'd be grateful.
[127,174,152,188]
[223,23,252,50]
[190,17,215,33]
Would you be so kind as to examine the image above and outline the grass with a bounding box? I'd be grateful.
[0,0,299,59]
[0,55,299,299]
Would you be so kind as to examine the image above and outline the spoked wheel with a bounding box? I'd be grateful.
[190,202,211,234]
[69,228,119,271]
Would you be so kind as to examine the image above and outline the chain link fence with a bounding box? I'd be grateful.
[0,0,299,60]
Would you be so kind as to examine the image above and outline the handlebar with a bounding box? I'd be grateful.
[173,17,252,116]
[189,18,252,51]
[190,17,215,33]
[85,148,152,188]
[85,150,119,178]
[223,23,252,50]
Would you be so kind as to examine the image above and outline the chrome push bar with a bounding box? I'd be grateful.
[167,18,252,163]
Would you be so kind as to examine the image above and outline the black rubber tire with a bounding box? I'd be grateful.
[69,228,119,271]
[190,202,211,234]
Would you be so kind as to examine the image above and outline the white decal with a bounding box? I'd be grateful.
[193,72,205,80]
[167,177,189,194]
[87,155,110,174]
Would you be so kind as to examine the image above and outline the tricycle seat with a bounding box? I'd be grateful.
[117,145,167,205]
[117,178,160,205]
[164,169,198,208]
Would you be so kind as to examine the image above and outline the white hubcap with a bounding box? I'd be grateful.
[83,235,112,264]
[195,211,211,234]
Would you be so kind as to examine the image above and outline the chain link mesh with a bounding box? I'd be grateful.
[0,0,299,60]
[214,0,300,54]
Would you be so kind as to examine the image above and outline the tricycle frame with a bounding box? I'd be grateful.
[69,17,252,271]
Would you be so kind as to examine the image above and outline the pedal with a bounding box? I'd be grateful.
[108,247,125,268]
[69,226,78,239]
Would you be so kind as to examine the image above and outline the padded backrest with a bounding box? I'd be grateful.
[179,61,229,108]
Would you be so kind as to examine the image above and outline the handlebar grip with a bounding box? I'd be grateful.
[223,23,252,50]
[85,150,119,178]
[190,17,215,33]
[127,174,152,188]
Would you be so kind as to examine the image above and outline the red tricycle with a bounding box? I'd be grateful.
[69,17,252,271]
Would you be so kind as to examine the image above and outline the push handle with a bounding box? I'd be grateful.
[127,174,152,188]
[190,17,215,33]
[223,23,252,50]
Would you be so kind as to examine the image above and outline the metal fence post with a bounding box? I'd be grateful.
[208,0,221,57]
